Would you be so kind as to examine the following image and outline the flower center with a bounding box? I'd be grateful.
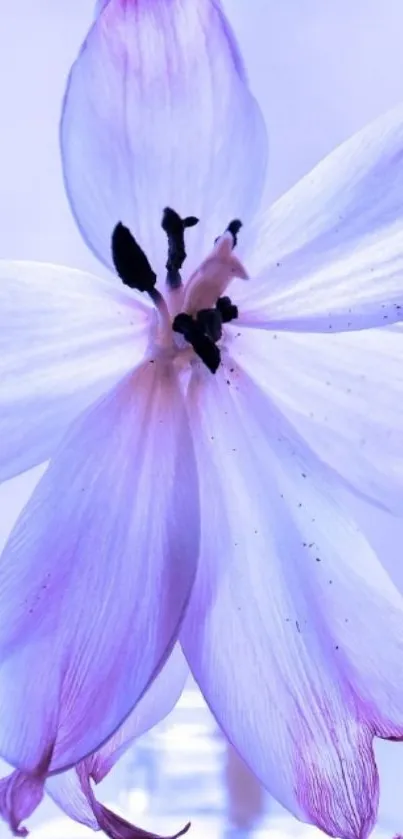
[111,207,248,373]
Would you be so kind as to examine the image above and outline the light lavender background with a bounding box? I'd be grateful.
[1,0,403,833]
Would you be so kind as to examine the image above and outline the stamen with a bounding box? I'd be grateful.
[161,207,199,290]
[112,223,157,293]
[112,215,242,373]
[226,219,242,248]
[172,314,221,374]
[216,295,239,323]
[196,308,223,343]
[111,222,172,338]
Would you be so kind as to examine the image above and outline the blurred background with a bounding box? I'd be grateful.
[1,1,403,836]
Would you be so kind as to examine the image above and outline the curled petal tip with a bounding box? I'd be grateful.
[95,803,191,839]
[0,770,46,838]
[174,822,191,839]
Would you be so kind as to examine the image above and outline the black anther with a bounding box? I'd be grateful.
[112,223,157,293]
[162,207,199,290]
[226,219,242,247]
[216,296,239,323]
[173,314,220,374]
[183,216,200,229]
[196,308,223,343]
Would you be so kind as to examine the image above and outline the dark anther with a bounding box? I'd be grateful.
[214,218,243,248]
[216,295,239,323]
[196,308,223,343]
[161,207,199,290]
[173,313,221,374]
[112,223,157,293]
[172,313,195,338]
[226,219,243,247]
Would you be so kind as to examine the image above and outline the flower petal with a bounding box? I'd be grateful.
[46,768,97,832]
[0,768,45,837]
[65,765,190,839]
[240,104,403,332]
[46,646,189,835]
[0,260,151,482]
[61,0,267,274]
[229,325,403,515]
[72,768,190,839]
[0,360,199,776]
[89,644,189,782]
[181,361,403,839]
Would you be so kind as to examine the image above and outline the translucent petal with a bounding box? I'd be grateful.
[240,104,403,331]
[90,644,188,782]
[46,646,189,836]
[0,360,199,776]
[229,325,403,515]
[47,768,98,832]
[181,362,403,839]
[61,0,268,275]
[0,260,151,482]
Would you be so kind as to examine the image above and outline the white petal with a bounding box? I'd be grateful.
[181,362,403,839]
[0,260,151,481]
[229,325,403,515]
[240,104,403,331]
[0,360,199,775]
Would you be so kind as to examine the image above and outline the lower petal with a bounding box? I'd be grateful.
[180,363,403,839]
[46,645,189,827]
[0,768,45,836]
[76,766,190,839]
[229,325,403,515]
[0,360,199,777]
[47,764,189,839]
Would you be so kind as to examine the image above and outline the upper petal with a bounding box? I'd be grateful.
[0,260,151,482]
[0,360,199,775]
[240,104,403,332]
[61,0,268,274]
[229,325,403,515]
[181,362,403,839]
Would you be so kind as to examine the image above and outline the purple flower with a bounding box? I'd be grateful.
[0,1,403,837]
